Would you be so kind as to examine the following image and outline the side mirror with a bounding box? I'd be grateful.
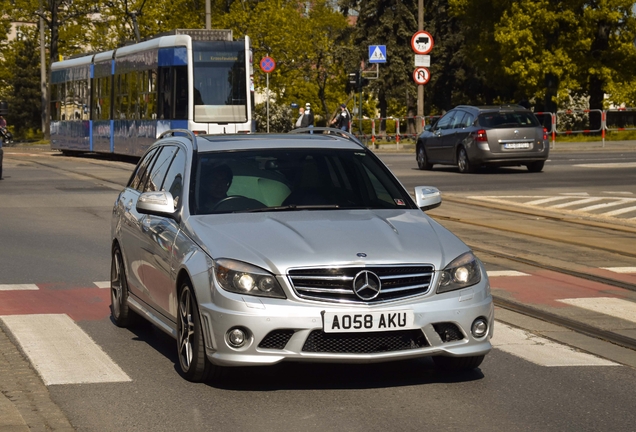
[424,124,432,132]
[136,191,176,217]
[414,186,442,211]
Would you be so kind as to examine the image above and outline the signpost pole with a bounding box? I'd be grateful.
[417,0,424,133]
[266,71,270,133]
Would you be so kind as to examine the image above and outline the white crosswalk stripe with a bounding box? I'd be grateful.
[492,322,619,367]
[94,281,110,289]
[0,314,131,385]
[556,297,636,324]
[602,267,636,273]
[487,270,530,277]
[0,284,39,291]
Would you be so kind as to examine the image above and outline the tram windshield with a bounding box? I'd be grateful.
[193,41,248,123]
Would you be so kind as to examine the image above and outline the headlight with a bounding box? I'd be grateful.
[436,252,481,294]
[215,259,286,299]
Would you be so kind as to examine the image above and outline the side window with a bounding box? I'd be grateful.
[161,148,186,210]
[435,111,455,130]
[462,113,475,128]
[450,111,467,129]
[129,147,159,190]
[145,146,178,193]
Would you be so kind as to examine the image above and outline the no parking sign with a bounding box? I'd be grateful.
[259,56,276,73]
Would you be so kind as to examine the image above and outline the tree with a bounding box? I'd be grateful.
[348,0,419,131]
[217,0,351,122]
[3,27,42,137]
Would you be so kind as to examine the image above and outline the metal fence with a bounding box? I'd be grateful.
[349,109,636,148]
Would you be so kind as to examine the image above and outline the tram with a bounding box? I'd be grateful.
[50,29,253,157]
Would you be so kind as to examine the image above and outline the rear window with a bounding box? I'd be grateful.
[477,112,539,128]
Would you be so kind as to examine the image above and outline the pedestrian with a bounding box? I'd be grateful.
[295,107,309,129]
[0,115,6,129]
[330,103,350,132]
[305,103,314,133]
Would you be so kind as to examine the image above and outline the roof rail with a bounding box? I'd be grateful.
[159,129,198,152]
[288,127,367,149]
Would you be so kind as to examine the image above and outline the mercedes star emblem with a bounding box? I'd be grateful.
[353,270,382,300]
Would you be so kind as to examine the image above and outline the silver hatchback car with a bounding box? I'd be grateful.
[111,128,493,382]
[416,105,549,173]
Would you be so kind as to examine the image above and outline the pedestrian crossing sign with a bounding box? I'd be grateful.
[369,45,387,63]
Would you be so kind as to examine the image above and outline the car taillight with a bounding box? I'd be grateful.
[473,129,488,142]
[192,130,207,135]
[543,127,548,140]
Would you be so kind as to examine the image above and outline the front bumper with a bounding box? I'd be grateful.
[197,280,494,367]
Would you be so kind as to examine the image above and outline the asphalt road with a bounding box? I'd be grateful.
[0,145,635,431]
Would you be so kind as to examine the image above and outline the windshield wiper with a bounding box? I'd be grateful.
[246,204,340,212]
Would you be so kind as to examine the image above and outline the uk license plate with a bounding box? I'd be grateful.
[323,310,416,333]
[504,142,530,149]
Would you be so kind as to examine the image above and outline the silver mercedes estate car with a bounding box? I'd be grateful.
[111,128,493,382]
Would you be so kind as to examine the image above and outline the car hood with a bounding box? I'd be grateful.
[185,210,469,274]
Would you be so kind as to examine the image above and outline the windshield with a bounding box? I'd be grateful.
[193,41,247,123]
[477,112,540,128]
[191,148,416,214]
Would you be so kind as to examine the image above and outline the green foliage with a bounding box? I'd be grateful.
[253,102,294,133]
[3,26,42,138]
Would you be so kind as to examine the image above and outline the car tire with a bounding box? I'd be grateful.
[457,147,475,173]
[177,282,218,382]
[417,145,433,170]
[433,355,485,371]
[526,161,545,172]
[110,245,136,327]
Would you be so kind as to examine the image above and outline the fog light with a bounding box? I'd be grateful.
[471,318,488,338]
[227,328,247,348]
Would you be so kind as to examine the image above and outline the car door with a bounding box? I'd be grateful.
[117,147,160,304]
[444,110,475,162]
[425,111,455,162]
[138,145,186,317]
[439,111,467,162]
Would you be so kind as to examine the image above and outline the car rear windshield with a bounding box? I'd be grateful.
[191,148,416,214]
[477,112,540,128]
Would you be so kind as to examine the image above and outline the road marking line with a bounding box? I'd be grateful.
[603,206,636,216]
[575,162,636,168]
[94,281,110,289]
[556,297,636,324]
[523,196,571,205]
[0,284,39,291]
[0,314,131,385]
[492,322,619,367]
[601,267,636,274]
[578,199,634,212]
[487,271,530,277]
[549,197,604,209]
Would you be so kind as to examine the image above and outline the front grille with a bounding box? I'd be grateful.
[288,265,434,304]
[302,330,429,353]
[433,323,464,342]
[259,330,295,350]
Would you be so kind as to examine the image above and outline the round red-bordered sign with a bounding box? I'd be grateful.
[411,31,434,55]
[259,56,276,73]
[413,67,430,85]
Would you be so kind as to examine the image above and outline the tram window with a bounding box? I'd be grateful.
[158,67,172,120]
[174,66,188,120]
[145,146,178,193]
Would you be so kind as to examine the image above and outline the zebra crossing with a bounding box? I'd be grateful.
[467,192,636,223]
[0,277,633,386]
